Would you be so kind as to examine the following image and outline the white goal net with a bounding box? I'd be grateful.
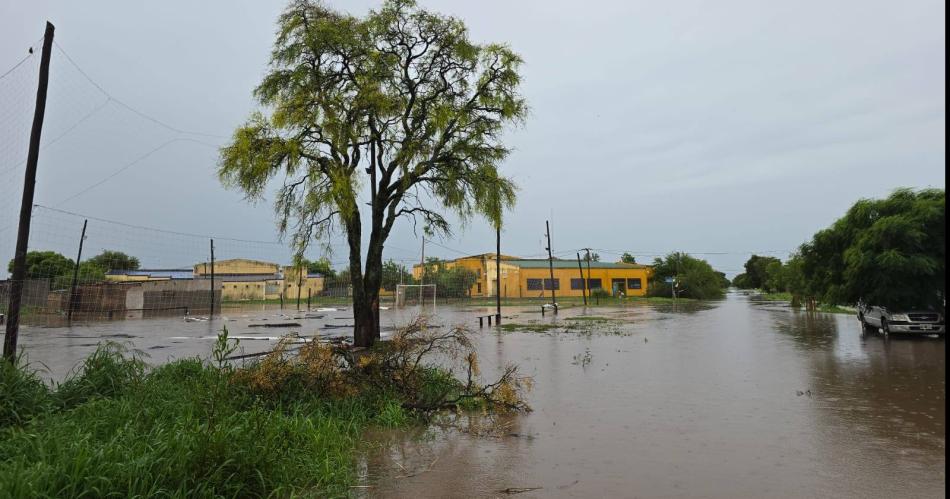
[395,284,437,310]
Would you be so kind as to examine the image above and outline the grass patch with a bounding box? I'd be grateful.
[0,323,530,497]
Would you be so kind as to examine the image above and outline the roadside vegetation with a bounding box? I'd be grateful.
[0,322,530,497]
[648,252,729,299]
[733,188,945,312]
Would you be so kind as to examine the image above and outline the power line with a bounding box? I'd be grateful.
[53,41,227,140]
[32,204,287,245]
[55,137,220,206]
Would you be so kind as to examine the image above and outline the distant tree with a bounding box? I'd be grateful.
[381,260,412,291]
[763,260,785,293]
[219,0,524,347]
[303,257,336,279]
[742,255,781,290]
[732,273,753,289]
[589,253,601,262]
[8,251,73,280]
[86,250,140,272]
[421,259,477,298]
[648,252,726,300]
[799,188,945,309]
[53,262,106,290]
[620,252,637,264]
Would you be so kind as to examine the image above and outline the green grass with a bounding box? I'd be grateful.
[0,343,412,498]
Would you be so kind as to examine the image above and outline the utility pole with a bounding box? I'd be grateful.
[4,22,55,361]
[576,252,587,306]
[67,219,88,324]
[583,248,594,305]
[545,220,557,313]
[495,225,501,324]
[209,239,215,316]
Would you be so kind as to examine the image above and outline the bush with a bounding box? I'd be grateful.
[0,358,53,428]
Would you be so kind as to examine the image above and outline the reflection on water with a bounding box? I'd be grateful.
[361,293,944,498]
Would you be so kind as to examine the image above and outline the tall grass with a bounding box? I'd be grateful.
[0,342,400,498]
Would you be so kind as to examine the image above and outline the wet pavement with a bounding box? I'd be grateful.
[4,292,945,498]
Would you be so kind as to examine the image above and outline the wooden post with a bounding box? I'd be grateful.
[3,22,54,361]
[209,239,215,316]
[545,221,557,313]
[585,249,595,305]
[279,292,284,310]
[495,225,501,324]
[576,252,587,306]
[296,266,303,311]
[307,288,311,311]
[67,219,88,323]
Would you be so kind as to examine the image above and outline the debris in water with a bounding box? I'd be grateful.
[248,322,302,328]
[499,486,543,494]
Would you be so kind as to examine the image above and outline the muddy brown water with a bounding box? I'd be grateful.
[5,292,945,498]
[358,292,945,498]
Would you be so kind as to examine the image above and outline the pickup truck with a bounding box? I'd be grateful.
[857,302,945,336]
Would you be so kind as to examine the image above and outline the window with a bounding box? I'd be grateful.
[527,278,543,291]
[588,278,602,289]
[570,278,585,290]
[627,278,642,290]
[477,283,482,293]
[544,278,560,290]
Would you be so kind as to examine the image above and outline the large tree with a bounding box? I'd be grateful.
[799,188,944,309]
[86,250,140,272]
[220,0,523,346]
[648,252,727,300]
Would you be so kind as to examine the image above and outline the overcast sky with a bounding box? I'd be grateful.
[0,0,945,277]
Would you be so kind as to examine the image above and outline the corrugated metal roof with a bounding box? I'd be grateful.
[507,259,649,270]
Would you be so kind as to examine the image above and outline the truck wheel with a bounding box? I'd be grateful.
[881,319,890,336]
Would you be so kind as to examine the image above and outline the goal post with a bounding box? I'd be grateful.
[395,284,437,309]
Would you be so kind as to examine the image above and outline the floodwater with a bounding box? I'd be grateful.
[358,292,945,498]
[4,292,945,498]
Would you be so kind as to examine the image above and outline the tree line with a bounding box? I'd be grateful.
[6,250,140,290]
[732,188,945,310]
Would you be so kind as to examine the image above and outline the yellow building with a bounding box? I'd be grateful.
[194,259,279,277]
[413,254,652,298]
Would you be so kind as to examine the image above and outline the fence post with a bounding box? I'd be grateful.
[67,219,88,324]
[209,239,215,316]
[3,22,55,361]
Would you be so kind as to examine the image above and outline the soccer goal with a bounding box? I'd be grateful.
[395,284,437,310]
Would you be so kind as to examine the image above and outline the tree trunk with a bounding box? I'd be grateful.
[348,207,388,348]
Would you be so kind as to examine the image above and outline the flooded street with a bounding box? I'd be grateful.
[7,292,945,498]
[361,292,945,498]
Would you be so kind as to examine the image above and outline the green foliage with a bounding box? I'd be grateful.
[218,0,526,342]
[648,252,726,300]
[55,343,147,410]
[739,255,782,289]
[8,250,72,280]
[86,250,140,272]
[381,259,412,291]
[6,251,107,290]
[0,357,52,428]
[798,188,945,308]
[52,261,106,290]
[302,256,336,279]
[732,273,753,289]
[420,258,478,297]
[620,252,636,264]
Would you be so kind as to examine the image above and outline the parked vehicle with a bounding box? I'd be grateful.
[857,301,945,336]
